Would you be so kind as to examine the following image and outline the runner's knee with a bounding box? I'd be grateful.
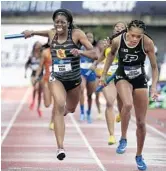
[67,107,75,113]
[106,101,114,108]
[87,94,92,99]
[53,99,65,114]
[123,102,132,113]
[136,120,146,130]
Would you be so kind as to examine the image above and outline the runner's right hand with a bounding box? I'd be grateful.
[21,30,34,39]
[99,75,107,87]
[32,76,39,86]
[103,37,110,48]
[32,78,36,86]
[150,87,159,101]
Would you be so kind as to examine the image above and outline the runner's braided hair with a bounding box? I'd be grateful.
[109,20,152,41]
[128,20,146,32]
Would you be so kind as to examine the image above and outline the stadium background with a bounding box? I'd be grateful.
[1,2,166,171]
[1,1,166,106]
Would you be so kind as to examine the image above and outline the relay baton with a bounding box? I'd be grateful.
[85,70,92,76]
[96,73,116,92]
[4,34,25,39]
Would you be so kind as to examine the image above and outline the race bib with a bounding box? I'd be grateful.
[80,62,92,69]
[108,65,118,73]
[124,66,142,79]
[31,64,39,70]
[53,59,72,72]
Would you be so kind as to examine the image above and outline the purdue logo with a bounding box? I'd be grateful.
[56,49,66,59]
[123,54,138,62]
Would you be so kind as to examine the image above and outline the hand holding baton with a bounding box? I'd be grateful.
[33,75,43,86]
[85,70,92,76]
[85,64,97,76]
[96,73,116,92]
[4,30,34,39]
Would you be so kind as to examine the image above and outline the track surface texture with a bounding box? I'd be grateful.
[1,87,166,171]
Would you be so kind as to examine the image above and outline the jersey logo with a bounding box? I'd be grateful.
[121,48,128,53]
[56,49,66,59]
[123,54,138,62]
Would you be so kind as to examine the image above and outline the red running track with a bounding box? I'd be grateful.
[1,87,166,171]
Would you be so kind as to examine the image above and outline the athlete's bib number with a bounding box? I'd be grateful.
[52,60,72,73]
[80,62,92,69]
[108,65,118,73]
[54,64,71,72]
[31,64,39,70]
[124,66,142,79]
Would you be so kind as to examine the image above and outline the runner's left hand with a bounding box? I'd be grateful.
[70,49,82,57]
[150,87,159,101]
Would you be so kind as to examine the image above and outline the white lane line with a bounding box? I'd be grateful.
[131,116,166,139]
[1,87,31,145]
[69,114,107,171]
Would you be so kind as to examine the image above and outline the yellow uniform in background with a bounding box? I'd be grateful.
[95,47,118,77]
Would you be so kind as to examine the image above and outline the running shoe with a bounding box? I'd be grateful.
[87,111,92,123]
[116,114,121,123]
[108,135,116,145]
[57,148,66,160]
[29,101,35,110]
[37,109,42,117]
[97,113,104,120]
[49,122,54,130]
[116,138,127,154]
[80,114,85,121]
[135,155,147,170]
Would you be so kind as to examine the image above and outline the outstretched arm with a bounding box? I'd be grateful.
[72,29,99,60]
[22,29,55,39]
[90,47,106,71]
